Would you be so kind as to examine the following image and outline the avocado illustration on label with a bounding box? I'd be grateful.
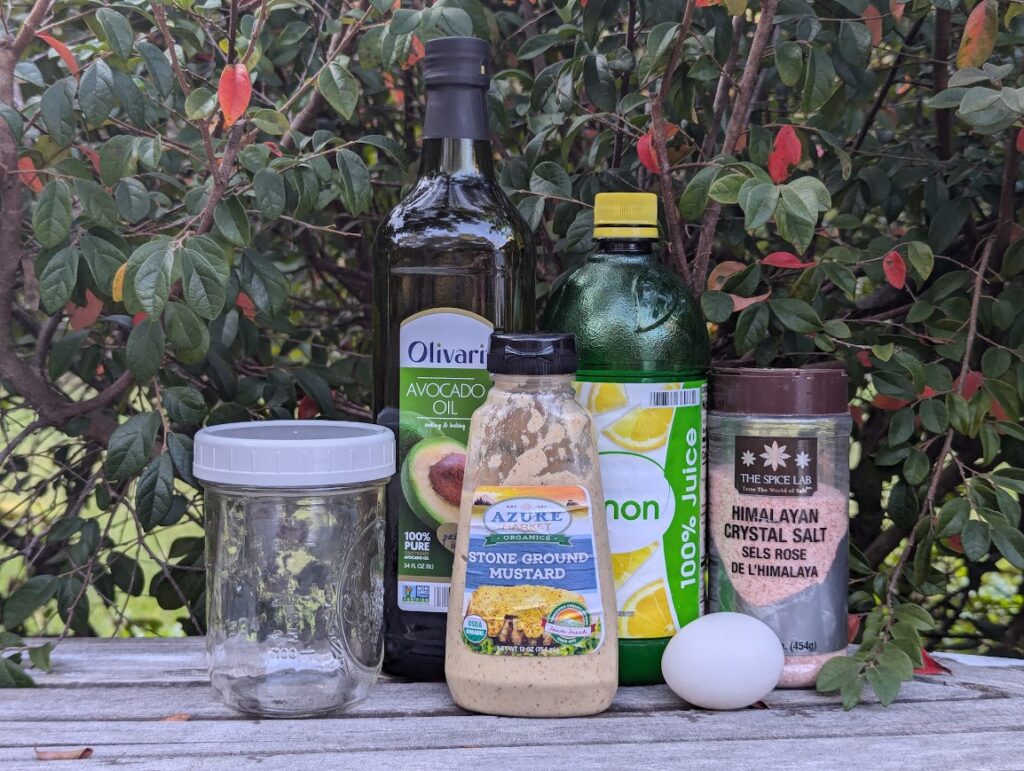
[401,436,466,529]
[397,412,443,458]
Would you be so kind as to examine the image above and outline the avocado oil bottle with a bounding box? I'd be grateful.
[372,37,535,679]
[541,193,709,685]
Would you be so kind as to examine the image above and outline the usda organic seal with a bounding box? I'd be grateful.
[462,614,488,644]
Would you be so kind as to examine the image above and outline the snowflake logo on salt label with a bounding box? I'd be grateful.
[760,441,790,471]
[795,450,812,469]
[741,450,756,467]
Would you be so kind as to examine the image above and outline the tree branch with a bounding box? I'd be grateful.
[692,0,779,296]
[650,0,696,288]
[610,0,638,169]
[700,14,744,161]
[933,9,952,161]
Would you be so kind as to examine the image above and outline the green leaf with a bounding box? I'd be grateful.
[251,108,290,135]
[126,318,164,382]
[770,298,821,333]
[787,176,831,213]
[164,302,209,362]
[701,290,734,323]
[75,179,118,230]
[184,87,217,120]
[0,657,36,687]
[816,655,862,692]
[79,60,117,127]
[679,166,721,220]
[894,603,935,631]
[115,178,151,223]
[906,241,934,282]
[802,47,836,113]
[775,187,816,251]
[164,386,206,427]
[253,168,286,219]
[583,54,617,112]
[107,552,144,596]
[734,303,770,354]
[0,103,23,141]
[317,61,360,120]
[2,576,59,629]
[166,432,197,488]
[106,412,160,481]
[889,407,915,445]
[336,149,371,215]
[137,41,173,97]
[136,454,174,531]
[213,197,251,246]
[981,347,1011,378]
[179,236,229,319]
[938,498,970,538]
[40,78,74,146]
[872,342,894,362]
[990,522,1024,569]
[919,399,948,433]
[822,319,851,338]
[81,235,126,299]
[38,246,79,314]
[737,180,780,230]
[353,134,408,167]
[127,239,176,316]
[960,519,991,561]
[240,251,288,311]
[27,642,53,672]
[775,40,803,86]
[33,179,73,248]
[530,161,572,198]
[903,449,929,485]
[96,8,135,59]
[708,173,747,205]
[99,135,137,187]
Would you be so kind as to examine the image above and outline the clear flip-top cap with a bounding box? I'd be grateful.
[193,420,395,488]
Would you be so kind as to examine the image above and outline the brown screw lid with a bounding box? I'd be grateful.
[711,367,849,416]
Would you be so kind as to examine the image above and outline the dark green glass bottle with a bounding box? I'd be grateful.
[372,37,535,680]
[541,193,710,685]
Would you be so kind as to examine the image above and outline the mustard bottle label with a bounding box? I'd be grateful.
[459,485,605,656]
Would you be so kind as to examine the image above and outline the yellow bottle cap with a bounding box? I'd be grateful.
[593,192,659,239]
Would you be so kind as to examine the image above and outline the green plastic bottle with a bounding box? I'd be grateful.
[541,192,710,685]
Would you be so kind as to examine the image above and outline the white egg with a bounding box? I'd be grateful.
[661,612,784,710]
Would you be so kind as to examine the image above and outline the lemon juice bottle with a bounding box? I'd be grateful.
[541,193,710,685]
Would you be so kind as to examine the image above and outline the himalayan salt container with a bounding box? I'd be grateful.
[708,368,851,688]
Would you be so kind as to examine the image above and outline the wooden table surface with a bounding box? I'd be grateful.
[1,638,1022,769]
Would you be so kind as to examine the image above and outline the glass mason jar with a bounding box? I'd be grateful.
[707,368,852,688]
[194,421,395,716]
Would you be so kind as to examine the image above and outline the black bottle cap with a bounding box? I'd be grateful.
[487,332,577,376]
[423,37,490,88]
[711,367,849,416]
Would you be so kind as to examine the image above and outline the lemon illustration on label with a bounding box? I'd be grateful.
[603,406,673,452]
[619,580,675,638]
[588,383,629,415]
[611,541,659,589]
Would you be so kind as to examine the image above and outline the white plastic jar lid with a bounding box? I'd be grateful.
[193,420,395,488]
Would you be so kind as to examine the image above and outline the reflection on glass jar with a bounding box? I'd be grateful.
[195,421,394,717]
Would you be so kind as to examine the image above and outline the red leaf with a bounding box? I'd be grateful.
[945,534,964,554]
[954,370,984,399]
[873,394,910,411]
[730,291,771,312]
[263,141,283,158]
[882,250,906,289]
[890,0,905,20]
[402,34,425,71]
[637,124,679,175]
[218,64,252,128]
[707,260,747,291]
[863,4,883,46]
[767,125,802,183]
[18,157,43,192]
[847,613,863,643]
[1017,128,1024,154]
[857,351,872,369]
[918,385,937,399]
[132,311,149,326]
[850,404,866,427]
[78,144,100,174]
[696,0,722,6]
[36,32,79,77]
[235,292,256,320]
[67,290,103,331]
[297,394,319,420]
[914,649,952,676]
[761,251,816,269]
[957,0,998,69]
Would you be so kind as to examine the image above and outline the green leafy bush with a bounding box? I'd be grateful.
[0,0,1021,707]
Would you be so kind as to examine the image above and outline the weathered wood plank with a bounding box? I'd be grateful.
[1,727,1022,769]
[2,697,1022,754]
[0,674,1002,723]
